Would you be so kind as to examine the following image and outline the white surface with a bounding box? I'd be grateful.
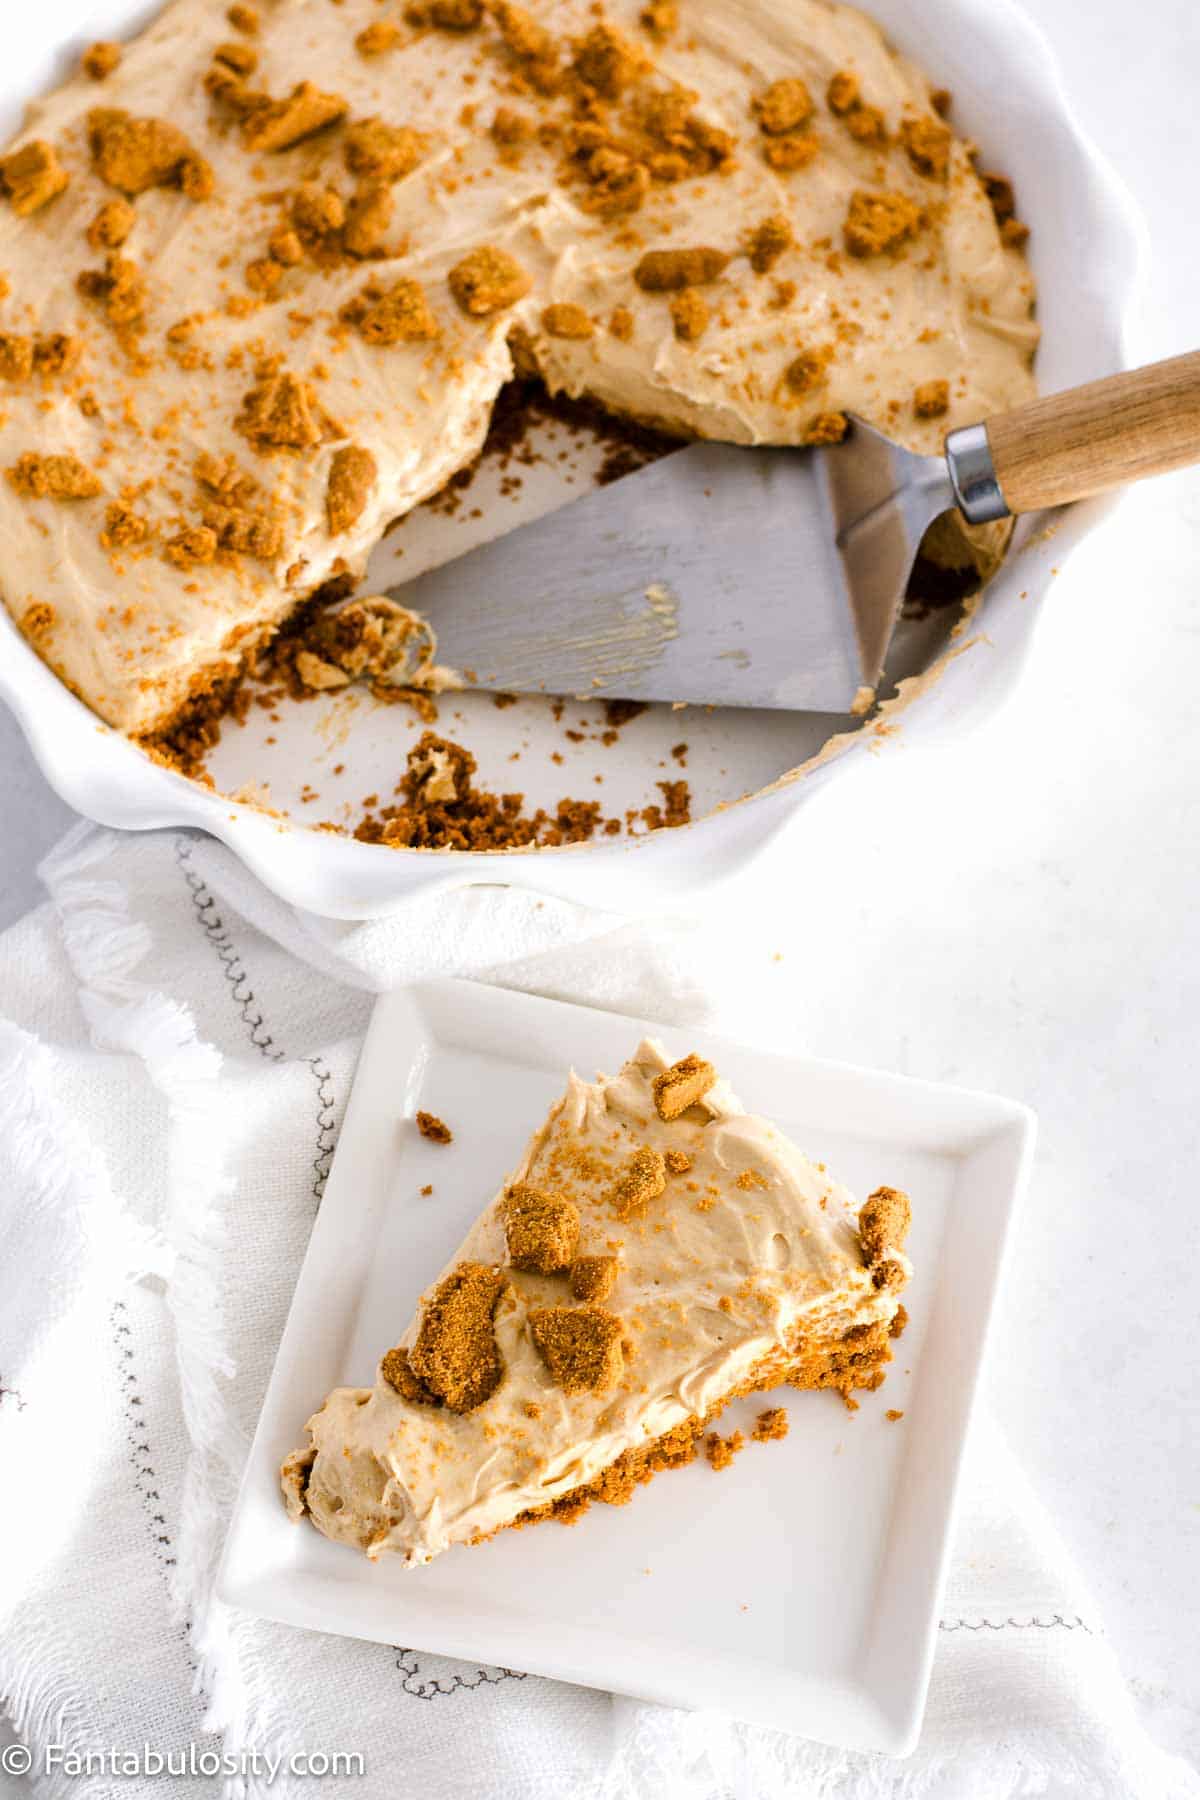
[1,0,1199,1784]
[220,982,1034,1755]
[0,0,1140,917]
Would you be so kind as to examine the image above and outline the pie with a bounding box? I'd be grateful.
[282,1039,913,1564]
[0,0,1036,745]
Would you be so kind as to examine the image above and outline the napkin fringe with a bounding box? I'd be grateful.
[39,825,251,1749]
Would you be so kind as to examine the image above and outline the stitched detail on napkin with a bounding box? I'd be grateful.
[940,1615,1095,1635]
[393,1649,528,1701]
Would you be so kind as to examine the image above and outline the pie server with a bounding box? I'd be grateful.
[388,352,1200,712]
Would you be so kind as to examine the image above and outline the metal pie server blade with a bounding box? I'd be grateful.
[386,422,956,712]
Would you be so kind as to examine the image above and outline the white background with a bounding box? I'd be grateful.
[2,0,1199,1783]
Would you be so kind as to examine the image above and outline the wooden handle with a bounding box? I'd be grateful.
[985,351,1200,514]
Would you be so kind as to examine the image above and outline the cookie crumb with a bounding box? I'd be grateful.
[416,1110,453,1144]
[326,444,378,534]
[913,379,949,418]
[652,1053,716,1120]
[1,141,70,216]
[409,1261,507,1412]
[885,1408,904,1422]
[381,1344,442,1406]
[569,1253,619,1302]
[502,1183,580,1273]
[843,189,923,257]
[529,1305,624,1394]
[752,1406,789,1442]
[859,1185,911,1260]
[704,1428,744,1470]
[664,1148,691,1174]
[448,246,531,316]
[83,41,122,80]
[541,302,594,340]
[633,247,729,291]
[610,1145,667,1217]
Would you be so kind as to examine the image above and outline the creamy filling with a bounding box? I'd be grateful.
[0,0,1036,735]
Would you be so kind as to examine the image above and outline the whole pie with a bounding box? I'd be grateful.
[282,1039,913,1564]
[0,0,1036,743]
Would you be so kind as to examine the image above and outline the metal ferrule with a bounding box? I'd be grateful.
[945,423,1011,524]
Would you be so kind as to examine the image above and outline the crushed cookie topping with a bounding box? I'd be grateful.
[753,77,813,136]
[571,22,646,98]
[417,1109,453,1143]
[381,1344,443,1406]
[913,378,949,418]
[633,247,729,292]
[77,253,147,331]
[669,291,708,343]
[227,2,259,31]
[240,82,348,153]
[858,1184,911,1262]
[87,197,135,250]
[782,345,832,396]
[83,41,122,81]
[0,141,70,216]
[326,444,378,534]
[704,1428,744,1470]
[87,109,212,198]
[529,1304,624,1394]
[237,367,324,450]
[343,277,441,344]
[0,335,33,381]
[409,1261,508,1412]
[344,118,425,182]
[843,188,923,257]
[900,113,951,181]
[541,302,594,340]
[502,1183,581,1274]
[448,246,532,317]
[651,1052,716,1120]
[7,453,101,501]
[569,1253,619,1303]
[744,214,793,274]
[163,525,218,569]
[610,1144,666,1217]
[356,19,402,56]
[664,1148,691,1174]
[752,1406,789,1442]
[639,0,678,38]
[20,602,56,638]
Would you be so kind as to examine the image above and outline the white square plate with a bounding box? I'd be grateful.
[218,981,1034,1755]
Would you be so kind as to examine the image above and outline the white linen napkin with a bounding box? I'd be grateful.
[0,822,1195,1800]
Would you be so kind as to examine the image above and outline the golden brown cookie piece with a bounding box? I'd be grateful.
[0,335,33,381]
[610,1145,667,1217]
[633,247,729,291]
[87,109,212,198]
[83,41,122,80]
[344,119,424,182]
[502,1184,580,1274]
[0,141,70,216]
[448,246,532,317]
[900,113,952,181]
[529,1305,624,1394]
[409,1262,508,1412]
[416,1109,453,1144]
[753,77,813,135]
[704,1428,744,1470]
[7,453,101,500]
[651,1052,716,1119]
[843,189,923,257]
[541,302,594,340]
[745,214,793,274]
[664,1148,691,1174]
[87,197,136,250]
[380,1344,442,1406]
[345,278,441,345]
[858,1185,912,1260]
[752,1406,789,1442]
[326,444,378,535]
[913,379,950,419]
[568,1254,619,1303]
[669,291,708,342]
[241,82,348,153]
[237,368,323,451]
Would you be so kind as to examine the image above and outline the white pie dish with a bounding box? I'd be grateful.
[0,0,1144,918]
[217,980,1036,1754]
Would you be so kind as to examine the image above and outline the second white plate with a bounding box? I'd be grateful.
[217,981,1034,1755]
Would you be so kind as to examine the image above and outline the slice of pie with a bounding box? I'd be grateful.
[283,1039,912,1565]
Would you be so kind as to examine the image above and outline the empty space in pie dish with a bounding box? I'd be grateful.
[201,387,977,841]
